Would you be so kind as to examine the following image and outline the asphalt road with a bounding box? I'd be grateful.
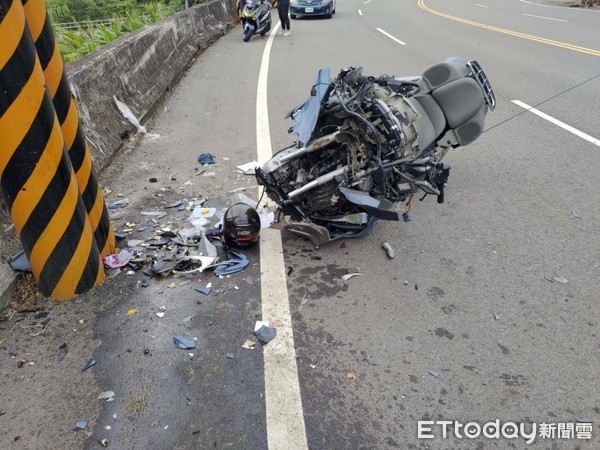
[1,1,599,449]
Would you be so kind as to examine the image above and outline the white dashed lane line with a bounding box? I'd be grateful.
[377,27,407,45]
[522,13,567,22]
[512,100,600,148]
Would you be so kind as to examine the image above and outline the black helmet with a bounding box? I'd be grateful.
[223,203,260,249]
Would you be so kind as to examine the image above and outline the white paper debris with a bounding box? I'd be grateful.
[113,96,147,134]
[98,391,115,400]
[342,273,362,281]
[254,320,269,332]
[236,161,260,175]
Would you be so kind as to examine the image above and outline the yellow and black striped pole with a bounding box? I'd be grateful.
[0,0,104,298]
[22,0,116,255]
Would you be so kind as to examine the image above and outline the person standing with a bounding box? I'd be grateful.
[277,0,291,35]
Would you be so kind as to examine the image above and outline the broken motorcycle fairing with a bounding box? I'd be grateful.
[256,57,496,246]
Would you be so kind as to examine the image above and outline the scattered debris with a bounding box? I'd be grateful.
[194,286,212,295]
[427,370,440,378]
[572,210,583,219]
[242,338,256,349]
[8,251,31,272]
[309,364,317,369]
[213,252,249,276]
[74,420,88,430]
[226,353,235,359]
[577,418,593,423]
[149,177,158,183]
[342,267,362,281]
[152,260,178,276]
[126,309,137,316]
[254,322,277,345]
[545,274,568,284]
[103,250,132,269]
[58,343,68,362]
[141,211,168,219]
[113,96,146,134]
[155,312,165,318]
[402,211,411,222]
[82,359,97,371]
[191,207,216,219]
[236,193,274,228]
[98,391,115,401]
[197,153,215,164]
[294,292,309,320]
[114,231,129,239]
[346,372,356,380]
[382,242,395,259]
[236,161,260,175]
[173,336,196,349]
[165,201,183,209]
[99,439,109,447]
[108,198,129,209]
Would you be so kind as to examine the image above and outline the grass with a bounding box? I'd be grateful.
[53,2,189,62]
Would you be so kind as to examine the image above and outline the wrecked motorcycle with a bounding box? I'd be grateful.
[256,57,496,246]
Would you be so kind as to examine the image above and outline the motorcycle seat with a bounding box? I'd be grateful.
[410,57,488,151]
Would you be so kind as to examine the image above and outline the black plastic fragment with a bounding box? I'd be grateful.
[255,325,277,345]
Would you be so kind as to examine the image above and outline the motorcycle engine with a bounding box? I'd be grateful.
[257,69,439,221]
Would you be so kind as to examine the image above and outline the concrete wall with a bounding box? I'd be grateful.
[0,0,238,307]
[67,0,238,170]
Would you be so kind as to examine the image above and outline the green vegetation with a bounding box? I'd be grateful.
[46,0,208,62]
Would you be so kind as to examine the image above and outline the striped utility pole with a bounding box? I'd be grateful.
[0,0,105,298]
[22,0,115,255]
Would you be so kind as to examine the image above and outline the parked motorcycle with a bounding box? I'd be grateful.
[256,57,496,246]
[241,0,272,42]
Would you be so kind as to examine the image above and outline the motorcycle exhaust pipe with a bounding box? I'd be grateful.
[288,167,348,199]
[281,131,341,163]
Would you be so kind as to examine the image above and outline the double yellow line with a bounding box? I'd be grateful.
[417,0,600,57]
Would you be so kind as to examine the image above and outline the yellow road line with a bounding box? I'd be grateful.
[417,0,600,57]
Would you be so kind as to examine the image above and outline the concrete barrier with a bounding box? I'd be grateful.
[0,0,238,306]
[67,0,238,170]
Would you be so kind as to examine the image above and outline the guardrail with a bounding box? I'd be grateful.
[55,17,130,29]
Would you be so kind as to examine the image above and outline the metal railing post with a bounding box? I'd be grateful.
[22,0,116,255]
[0,0,105,298]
